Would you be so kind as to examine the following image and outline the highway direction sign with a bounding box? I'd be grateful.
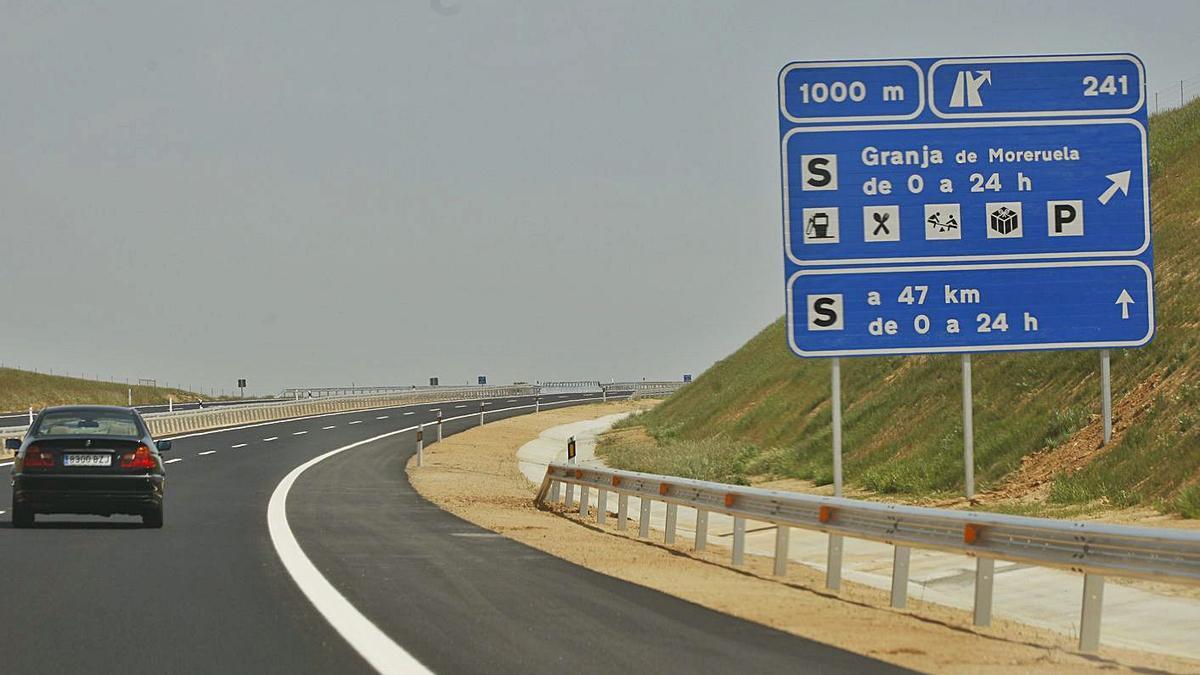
[779,54,1154,357]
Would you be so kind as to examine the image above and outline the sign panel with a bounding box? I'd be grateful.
[779,53,1153,357]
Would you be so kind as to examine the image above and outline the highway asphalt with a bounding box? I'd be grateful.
[0,393,906,674]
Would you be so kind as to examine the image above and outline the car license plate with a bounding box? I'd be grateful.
[62,453,112,467]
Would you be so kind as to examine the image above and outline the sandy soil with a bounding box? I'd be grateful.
[407,403,1200,674]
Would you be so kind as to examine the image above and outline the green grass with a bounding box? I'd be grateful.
[604,99,1200,516]
[0,368,206,412]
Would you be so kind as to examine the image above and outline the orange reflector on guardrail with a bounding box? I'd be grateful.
[659,484,670,496]
[818,506,833,523]
[964,523,982,545]
[575,469,584,479]
[612,476,621,487]
[724,494,736,507]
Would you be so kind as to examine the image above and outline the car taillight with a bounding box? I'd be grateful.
[23,444,54,468]
[120,444,156,470]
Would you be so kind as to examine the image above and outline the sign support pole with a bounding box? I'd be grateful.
[963,354,975,499]
[826,357,844,591]
[1100,350,1112,445]
[831,357,843,496]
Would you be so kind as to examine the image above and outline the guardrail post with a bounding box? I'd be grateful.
[773,526,790,576]
[436,411,443,442]
[549,479,561,503]
[694,509,708,551]
[596,489,607,525]
[664,503,678,545]
[973,557,995,626]
[617,493,629,530]
[732,517,746,566]
[416,424,424,467]
[826,535,843,591]
[638,498,651,539]
[565,481,575,510]
[578,483,589,516]
[890,546,911,608]
[1079,573,1105,653]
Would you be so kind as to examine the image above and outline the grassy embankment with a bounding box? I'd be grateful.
[601,99,1200,517]
[0,368,206,413]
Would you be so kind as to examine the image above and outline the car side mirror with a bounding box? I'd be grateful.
[4,438,20,451]
[156,440,173,452]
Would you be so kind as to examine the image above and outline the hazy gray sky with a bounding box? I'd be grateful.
[2,1,1197,394]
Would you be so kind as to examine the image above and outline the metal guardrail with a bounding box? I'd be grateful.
[0,385,539,442]
[601,381,687,399]
[536,462,1200,654]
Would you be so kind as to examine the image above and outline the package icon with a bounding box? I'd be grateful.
[984,201,1022,239]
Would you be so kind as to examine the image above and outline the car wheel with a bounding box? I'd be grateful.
[12,503,33,528]
[142,505,164,529]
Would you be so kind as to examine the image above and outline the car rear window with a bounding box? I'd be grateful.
[34,411,141,437]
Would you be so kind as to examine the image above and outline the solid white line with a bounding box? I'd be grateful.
[164,458,183,464]
[376,415,389,419]
[293,431,308,436]
[265,396,600,675]
[232,443,248,448]
[198,450,216,456]
[348,420,362,425]
[268,427,432,675]
[264,437,279,442]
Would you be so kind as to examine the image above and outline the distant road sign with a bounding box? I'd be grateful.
[779,53,1153,357]
[477,376,487,385]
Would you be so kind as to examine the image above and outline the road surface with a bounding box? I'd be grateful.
[0,393,904,674]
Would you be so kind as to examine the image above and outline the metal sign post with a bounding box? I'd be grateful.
[1100,350,1112,445]
[963,354,975,498]
[779,53,1154,504]
[828,357,844,591]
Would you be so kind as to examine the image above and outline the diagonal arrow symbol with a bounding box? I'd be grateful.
[1098,170,1132,205]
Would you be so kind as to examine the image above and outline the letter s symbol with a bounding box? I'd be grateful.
[807,157,832,188]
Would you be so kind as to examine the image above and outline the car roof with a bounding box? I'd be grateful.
[40,405,137,414]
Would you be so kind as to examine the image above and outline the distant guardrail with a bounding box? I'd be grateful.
[0,385,539,442]
[536,462,1200,654]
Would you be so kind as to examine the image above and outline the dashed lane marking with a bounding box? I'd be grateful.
[293,431,308,435]
[348,421,363,425]
[376,415,389,419]
[164,458,183,464]
[402,412,415,416]
[264,437,279,442]
[232,443,248,448]
[198,450,216,456]
[322,425,336,430]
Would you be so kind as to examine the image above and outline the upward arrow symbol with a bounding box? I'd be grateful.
[1116,289,1135,319]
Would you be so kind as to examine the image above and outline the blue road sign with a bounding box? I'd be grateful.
[779,54,1154,358]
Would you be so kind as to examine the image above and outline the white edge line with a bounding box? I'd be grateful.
[265,395,613,674]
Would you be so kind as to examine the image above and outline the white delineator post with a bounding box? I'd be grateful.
[28,406,33,424]
[127,388,132,406]
[1100,350,1112,445]
[436,411,444,442]
[479,400,486,426]
[416,424,424,467]
[168,397,173,413]
[827,357,844,591]
[963,354,975,498]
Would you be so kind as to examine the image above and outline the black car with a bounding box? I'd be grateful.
[7,405,170,528]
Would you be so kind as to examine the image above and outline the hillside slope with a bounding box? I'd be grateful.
[0,368,206,413]
[604,100,1200,516]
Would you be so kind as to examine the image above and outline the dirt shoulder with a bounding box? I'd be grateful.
[407,403,1200,674]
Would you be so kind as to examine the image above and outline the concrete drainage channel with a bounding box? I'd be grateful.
[535,451,1200,658]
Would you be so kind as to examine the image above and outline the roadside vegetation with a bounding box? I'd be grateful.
[0,368,206,413]
[600,99,1200,517]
